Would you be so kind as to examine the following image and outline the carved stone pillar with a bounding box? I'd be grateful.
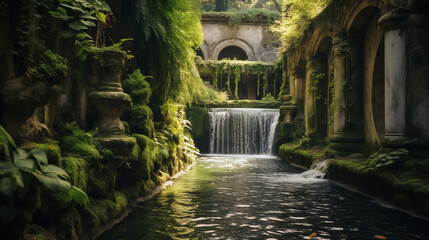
[304,57,316,135]
[88,50,136,169]
[332,34,347,138]
[379,10,408,146]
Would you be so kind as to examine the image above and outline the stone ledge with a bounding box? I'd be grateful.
[278,144,429,217]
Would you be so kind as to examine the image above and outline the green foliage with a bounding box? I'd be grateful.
[261,93,275,101]
[37,50,68,85]
[134,0,225,106]
[62,122,102,160]
[122,69,152,105]
[0,125,88,225]
[208,8,281,28]
[49,0,113,61]
[368,149,409,171]
[271,0,332,51]
[202,0,283,12]
[197,59,281,99]
[127,105,155,137]
[122,70,155,136]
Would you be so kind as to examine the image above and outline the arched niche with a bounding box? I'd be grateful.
[198,42,209,60]
[218,46,248,60]
[313,36,333,140]
[347,5,383,148]
[372,40,385,141]
[212,39,256,61]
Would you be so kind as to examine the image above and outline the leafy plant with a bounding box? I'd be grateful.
[0,125,89,225]
[134,0,225,106]
[271,0,332,51]
[49,0,115,61]
[368,149,409,171]
[261,93,275,101]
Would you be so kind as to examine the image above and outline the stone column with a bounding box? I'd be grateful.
[305,57,316,135]
[378,9,410,145]
[332,34,347,138]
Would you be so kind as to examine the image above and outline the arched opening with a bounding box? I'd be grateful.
[372,40,385,140]
[196,48,205,59]
[313,36,333,140]
[218,46,248,60]
[346,5,382,145]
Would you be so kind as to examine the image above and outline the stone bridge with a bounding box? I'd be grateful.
[199,13,279,62]
[283,0,429,150]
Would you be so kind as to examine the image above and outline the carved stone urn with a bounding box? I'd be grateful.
[88,50,136,169]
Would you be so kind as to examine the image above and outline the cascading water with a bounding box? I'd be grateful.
[208,108,279,155]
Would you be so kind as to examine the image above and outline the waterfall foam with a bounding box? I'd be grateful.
[208,108,279,155]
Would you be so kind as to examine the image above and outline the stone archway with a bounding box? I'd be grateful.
[218,46,248,60]
[199,41,210,60]
[212,39,257,61]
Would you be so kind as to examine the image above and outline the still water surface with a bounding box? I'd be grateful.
[99,155,429,240]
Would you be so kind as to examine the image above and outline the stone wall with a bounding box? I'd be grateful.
[284,0,429,152]
[200,13,279,62]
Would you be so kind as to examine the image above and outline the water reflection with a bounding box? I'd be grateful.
[99,156,429,240]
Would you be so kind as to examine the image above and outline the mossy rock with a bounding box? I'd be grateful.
[186,107,207,140]
[23,225,56,240]
[278,143,324,168]
[200,99,282,109]
[61,156,88,190]
[126,104,154,137]
[87,191,128,226]
[62,130,100,160]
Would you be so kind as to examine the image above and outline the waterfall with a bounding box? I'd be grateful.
[208,108,279,155]
[299,160,330,179]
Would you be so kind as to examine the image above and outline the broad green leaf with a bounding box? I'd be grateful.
[15,149,28,160]
[34,174,71,193]
[49,11,73,21]
[97,2,111,12]
[0,161,14,171]
[0,125,17,150]
[10,168,24,188]
[61,30,75,38]
[80,19,96,27]
[68,186,89,206]
[29,148,48,166]
[14,158,36,171]
[76,32,92,40]
[60,3,85,13]
[0,177,16,197]
[95,11,107,23]
[0,204,16,225]
[40,165,70,179]
[79,13,97,20]
[69,21,88,31]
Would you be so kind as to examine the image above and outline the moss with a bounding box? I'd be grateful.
[328,157,429,217]
[23,225,56,240]
[62,122,101,160]
[122,69,152,105]
[278,143,324,168]
[203,9,280,28]
[185,107,207,140]
[57,208,82,240]
[61,156,88,191]
[125,103,155,137]
[200,99,281,108]
[87,191,128,226]
[63,136,101,160]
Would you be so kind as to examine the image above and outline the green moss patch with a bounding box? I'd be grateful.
[328,157,429,217]
[278,143,325,168]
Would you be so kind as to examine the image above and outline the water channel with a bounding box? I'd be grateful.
[99,155,429,240]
